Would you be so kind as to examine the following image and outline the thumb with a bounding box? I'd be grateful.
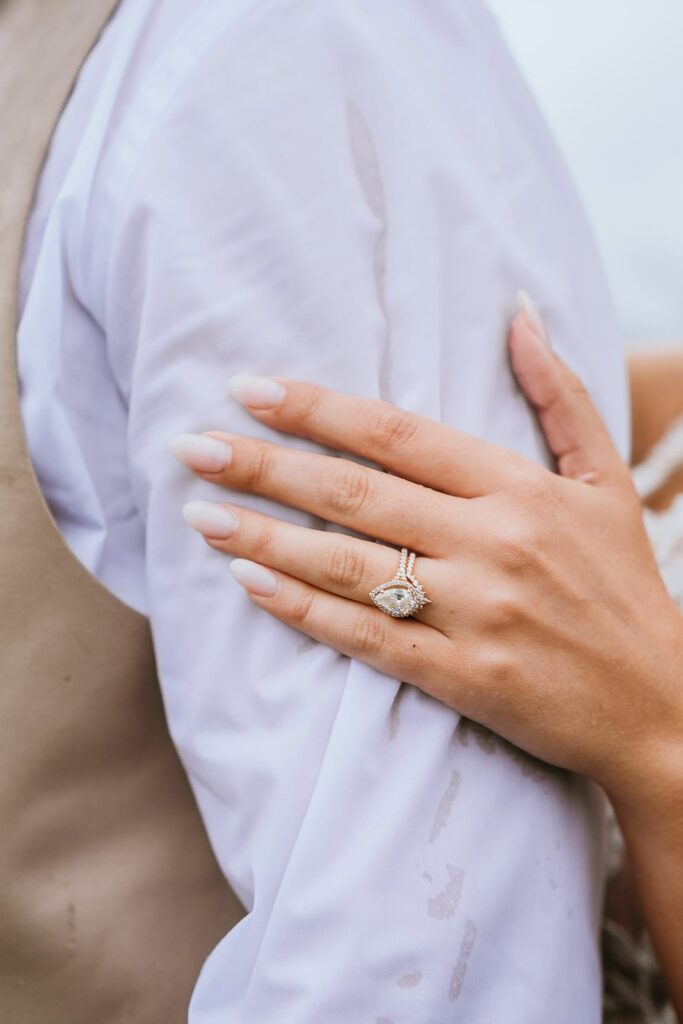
[510,291,626,487]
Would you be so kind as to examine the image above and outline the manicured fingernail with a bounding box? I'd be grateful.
[170,433,233,472]
[226,374,286,410]
[516,290,550,346]
[182,501,238,538]
[230,559,279,597]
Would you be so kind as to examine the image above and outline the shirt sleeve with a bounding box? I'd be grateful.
[101,6,608,1021]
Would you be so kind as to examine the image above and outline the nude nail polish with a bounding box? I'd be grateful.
[230,559,279,596]
[170,434,233,472]
[516,290,550,346]
[182,501,238,538]
[226,374,286,410]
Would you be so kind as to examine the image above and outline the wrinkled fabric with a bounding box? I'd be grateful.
[18,1,629,1020]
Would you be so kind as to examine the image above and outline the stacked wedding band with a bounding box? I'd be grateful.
[370,548,430,619]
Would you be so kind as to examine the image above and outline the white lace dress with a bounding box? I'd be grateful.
[603,418,683,1024]
[635,417,683,610]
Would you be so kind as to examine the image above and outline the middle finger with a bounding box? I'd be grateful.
[194,432,464,557]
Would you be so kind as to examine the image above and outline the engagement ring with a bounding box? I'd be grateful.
[370,548,431,619]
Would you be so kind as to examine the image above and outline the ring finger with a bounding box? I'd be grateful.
[181,499,445,628]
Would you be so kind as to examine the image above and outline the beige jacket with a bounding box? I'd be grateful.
[0,3,243,1020]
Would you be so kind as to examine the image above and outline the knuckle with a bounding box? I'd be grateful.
[484,588,522,631]
[369,405,419,451]
[349,612,386,656]
[490,518,529,563]
[490,509,544,569]
[562,365,588,398]
[289,589,316,628]
[326,466,372,516]
[548,356,587,404]
[250,522,274,562]
[244,444,275,491]
[294,384,325,427]
[478,647,516,689]
[326,543,367,590]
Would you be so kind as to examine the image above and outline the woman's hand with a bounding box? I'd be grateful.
[171,298,683,816]
[172,297,683,1009]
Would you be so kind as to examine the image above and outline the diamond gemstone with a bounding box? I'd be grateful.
[374,585,416,616]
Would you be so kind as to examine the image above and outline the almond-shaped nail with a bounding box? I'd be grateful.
[226,374,286,410]
[182,501,238,538]
[230,559,279,597]
[170,434,233,472]
[516,289,550,346]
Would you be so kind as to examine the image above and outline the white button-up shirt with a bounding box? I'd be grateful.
[18,1,629,1020]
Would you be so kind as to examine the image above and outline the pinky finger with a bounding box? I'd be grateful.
[229,558,454,703]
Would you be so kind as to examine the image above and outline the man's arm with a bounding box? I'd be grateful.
[97,5,615,1019]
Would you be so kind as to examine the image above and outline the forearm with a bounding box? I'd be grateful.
[624,352,683,1013]
[607,607,683,1017]
[614,786,683,1017]
[629,348,683,465]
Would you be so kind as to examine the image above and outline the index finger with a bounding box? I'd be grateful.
[226,375,534,498]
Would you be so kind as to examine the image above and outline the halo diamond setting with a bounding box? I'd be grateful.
[370,549,430,619]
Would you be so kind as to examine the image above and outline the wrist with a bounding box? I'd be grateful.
[609,752,683,838]
[606,607,683,827]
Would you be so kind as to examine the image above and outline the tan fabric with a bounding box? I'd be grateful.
[0,2,244,1020]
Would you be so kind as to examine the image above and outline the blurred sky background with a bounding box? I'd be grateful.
[487,0,683,348]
